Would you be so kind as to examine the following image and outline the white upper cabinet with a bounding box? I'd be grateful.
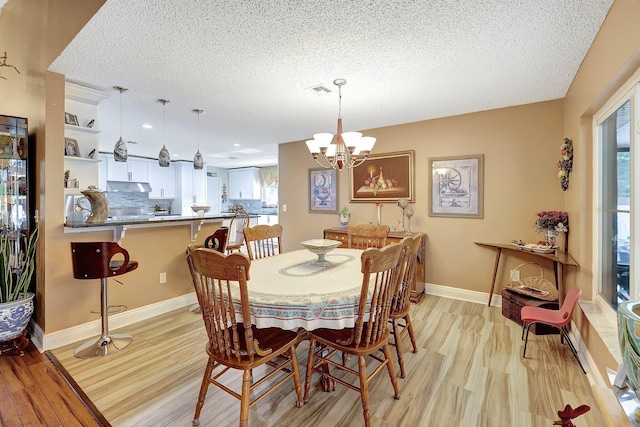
[148,162,176,199]
[228,167,260,199]
[106,157,148,182]
[173,162,207,213]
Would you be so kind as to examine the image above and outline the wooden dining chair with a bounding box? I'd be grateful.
[243,223,283,260]
[303,240,406,427]
[389,233,422,378]
[186,246,303,427]
[347,223,390,249]
[226,209,250,254]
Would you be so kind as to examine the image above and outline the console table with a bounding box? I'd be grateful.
[324,228,426,302]
[475,242,578,306]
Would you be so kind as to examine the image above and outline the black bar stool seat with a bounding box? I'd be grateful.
[71,242,138,359]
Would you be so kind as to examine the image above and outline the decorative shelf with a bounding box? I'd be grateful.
[64,124,101,134]
[64,156,99,162]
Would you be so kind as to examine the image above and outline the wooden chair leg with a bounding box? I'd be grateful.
[405,314,418,353]
[382,343,400,399]
[193,358,216,426]
[303,338,317,403]
[357,355,371,427]
[289,346,304,407]
[391,319,406,378]
[239,369,252,427]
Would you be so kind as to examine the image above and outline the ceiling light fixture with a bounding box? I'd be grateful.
[158,99,171,167]
[192,109,204,170]
[113,86,129,162]
[305,78,376,170]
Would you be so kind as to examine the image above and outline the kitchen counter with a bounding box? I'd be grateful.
[64,213,257,242]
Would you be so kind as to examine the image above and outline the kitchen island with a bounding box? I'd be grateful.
[45,212,262,350]
[64,213,258,243]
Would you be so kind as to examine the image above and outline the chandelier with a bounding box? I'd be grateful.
[305,78,376,170]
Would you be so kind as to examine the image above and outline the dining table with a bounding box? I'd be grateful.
[236,247,366,331]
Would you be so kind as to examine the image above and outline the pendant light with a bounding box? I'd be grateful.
[158,99,171,167]
[192,109,204,170]
[113,86,128,162]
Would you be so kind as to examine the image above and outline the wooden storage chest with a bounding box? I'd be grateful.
[501,288,559,335]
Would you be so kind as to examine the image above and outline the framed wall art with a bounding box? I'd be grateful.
[309,168,338,213]
[64,137,80,157]
[429,154,484,218]
[349,150,414,202]
[65,112,79,126]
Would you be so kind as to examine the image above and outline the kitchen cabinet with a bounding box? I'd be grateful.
[257,215,279,225]
[174,162,207,214]
[228,167,260,200]
[106,157,148,182]
[148,162,176,199]
[63,82,108,194]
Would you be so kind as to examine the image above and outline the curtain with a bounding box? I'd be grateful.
[259,166,278,188]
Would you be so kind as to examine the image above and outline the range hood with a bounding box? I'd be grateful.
[106,180,152,193]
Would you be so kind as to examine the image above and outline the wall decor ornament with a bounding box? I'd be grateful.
[429,154,484,218]
[349,150,414,202]
[309,168,338,213]
[558,138,573,191]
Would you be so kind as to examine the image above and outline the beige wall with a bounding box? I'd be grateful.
[280,100,565,292]
[563,0,640,378]
[0,0,106,329]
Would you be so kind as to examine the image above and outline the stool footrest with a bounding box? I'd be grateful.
[74,333,133,359]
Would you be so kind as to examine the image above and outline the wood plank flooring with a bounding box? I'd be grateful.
[0,342,108,426]
[49,295,608,426]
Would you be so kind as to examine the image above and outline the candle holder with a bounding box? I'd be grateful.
[405,206,414,234]
[397,198,409,232]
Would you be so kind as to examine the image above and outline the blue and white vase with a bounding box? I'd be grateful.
[0,293,34,341]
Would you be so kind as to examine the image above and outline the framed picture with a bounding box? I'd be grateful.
[64,137,80,157]
[309,168,338,213]
[429,154,484,218]
[64,112,79,126]
[349,150,414,202]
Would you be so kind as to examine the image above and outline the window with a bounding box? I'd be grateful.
[594,79,639,309]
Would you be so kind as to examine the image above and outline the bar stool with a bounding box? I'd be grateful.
[70,242,138,359]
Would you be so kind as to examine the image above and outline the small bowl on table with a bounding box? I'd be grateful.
[191,205,211,217]
[300,239,342,265]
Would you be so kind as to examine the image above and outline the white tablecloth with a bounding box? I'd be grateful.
[239,248,365,331]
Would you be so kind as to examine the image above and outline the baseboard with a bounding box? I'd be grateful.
[425,282,503,306]
[30,292,197,351]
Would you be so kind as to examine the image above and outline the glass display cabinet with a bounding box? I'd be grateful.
[0,115,30,268]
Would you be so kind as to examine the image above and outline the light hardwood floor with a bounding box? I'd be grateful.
[51,295,607,426]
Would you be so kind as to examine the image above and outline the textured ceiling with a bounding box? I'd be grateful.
[49,0,613,169]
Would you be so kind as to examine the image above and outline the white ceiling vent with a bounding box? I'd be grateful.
[306,84,333,96]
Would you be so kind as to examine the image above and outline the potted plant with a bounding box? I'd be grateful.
[0,228,38,344]
[339,206,350,229]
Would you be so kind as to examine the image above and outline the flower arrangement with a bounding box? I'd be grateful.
[535,211,568,233]
[557,138,573,191]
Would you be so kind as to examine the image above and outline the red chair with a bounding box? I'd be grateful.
[521,286,585,373]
